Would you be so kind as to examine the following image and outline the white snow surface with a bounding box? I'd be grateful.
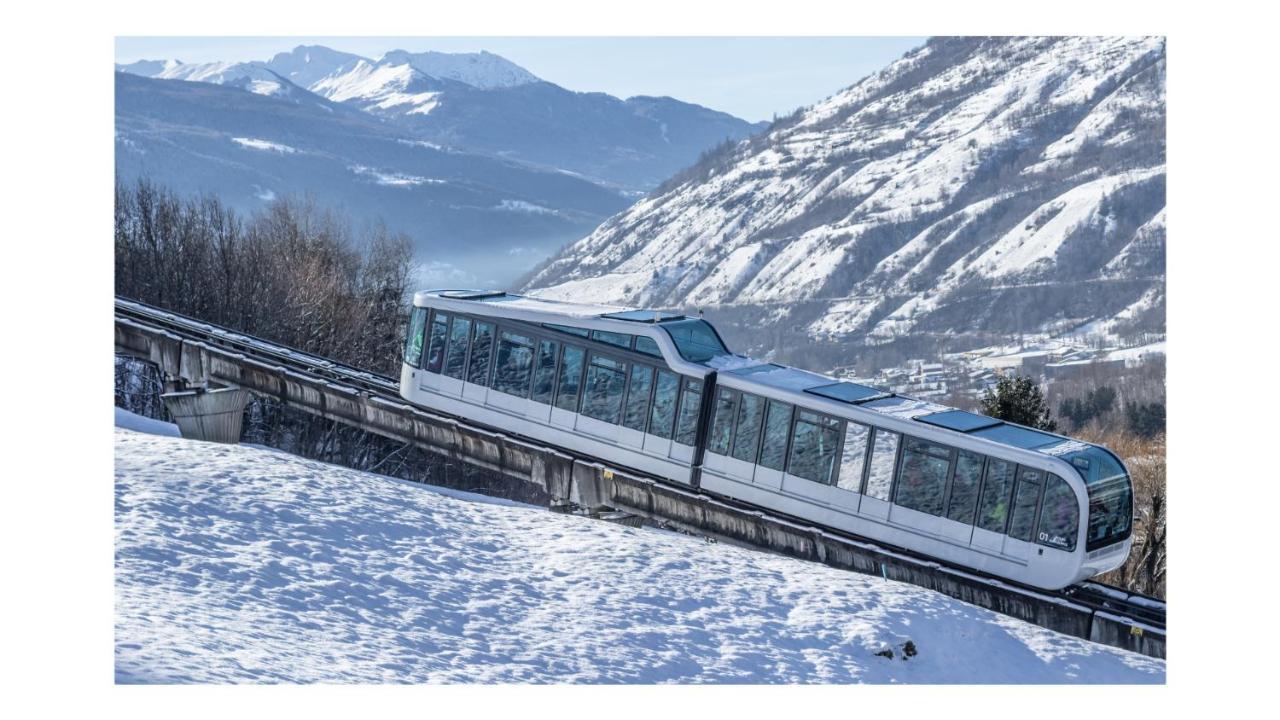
[231,137,297,154]
[115,414,1163,684]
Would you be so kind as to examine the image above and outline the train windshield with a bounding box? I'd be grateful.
[660,319,729,362]
[1061,445,1133,552]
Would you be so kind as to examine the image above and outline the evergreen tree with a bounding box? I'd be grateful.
[979,374,1058,432]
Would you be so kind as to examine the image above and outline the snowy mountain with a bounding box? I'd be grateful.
[117,45,765,190]
[114,410,1164,683]
[525,37,1166,361]
[114,72,630,287]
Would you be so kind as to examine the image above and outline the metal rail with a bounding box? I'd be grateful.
[114,296,1165,637]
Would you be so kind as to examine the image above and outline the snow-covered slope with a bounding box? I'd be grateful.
[525,37,1166,350]
[379,49,539,89]
[114,411,1163,683]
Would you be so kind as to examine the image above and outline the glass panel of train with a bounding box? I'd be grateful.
[554,345,585,411]
[758,400,793,471]
[404,307,427,366]
[1037,474,1079,551]
[467,321,494,386]
[864,429,900,500]
[493,330,535,397]
[836,422,870,492]
[895,437,952,516]
[425,311,449,373]
[674,378,702,445]
[787,410,840,484]
[531,340,558,405]
[731,393,766,463]
[581,354,627,424]
[443,316,472,380]
[1008,467,1045,542]
[622,365,653,432]
[977,459,1016,533]
[648,370,679,439]
[709,388,737,455]
[946,450,984,525]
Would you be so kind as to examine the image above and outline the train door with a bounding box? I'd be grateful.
[1001,466,1045,562]
[617,364,654,451]
[972,458,1016,554]
[461,320,494,404]
[641,369,679,459]
[527,338,559,425]
[549,344,585,430]
[858,428,900,523]
[668,377,702,464]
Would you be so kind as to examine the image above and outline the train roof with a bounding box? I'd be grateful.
[412,290,1105,465]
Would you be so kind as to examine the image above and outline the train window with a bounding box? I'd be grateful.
[895,437,952,516]
[443,316,472,379]
[946,450,984,525]
[622,364,654,431]
[836,422,870,492]
[493,331,535,397]
[758,400,793,471]
[1008,467,1045,542]
[731,393,766,463]
[404,307,428,366]
[977,459,1015,533]
[591,330,632,349]
[634,336,662,357]
[544,323,590,338]
[648,369,679,439]
[530,339,559,405]
[787,410,841,484]
[709,388,737,455]
[554,345,585,411]
[424,312,449,373]
[581,354,628,424]
[864,429,900,500]
[466,321,494,386]
[674,378,703,445]
[1037,474,1078,551]
[661,319,729,362]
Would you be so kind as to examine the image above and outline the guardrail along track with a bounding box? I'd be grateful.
[114,297,1165,658]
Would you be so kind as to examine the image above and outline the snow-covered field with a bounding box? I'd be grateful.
[114,409,1164,684]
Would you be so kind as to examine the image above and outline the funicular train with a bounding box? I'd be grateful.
[400,290,1133,590]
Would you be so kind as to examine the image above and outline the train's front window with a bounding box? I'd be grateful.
[1062,446,1133,552]
[660,319,729,362]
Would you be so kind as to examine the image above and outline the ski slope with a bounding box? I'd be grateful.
[114,409,1164,683]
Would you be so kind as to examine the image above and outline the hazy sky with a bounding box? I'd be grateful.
[115,36,925,121]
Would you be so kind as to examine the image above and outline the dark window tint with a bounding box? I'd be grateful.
[581,354,627,424]
[622,364,653,431]
[1008,467,1044,542]
[865,429,900,500]
[708,388,737,455]
[493,331,535,397]
[1063,446,1133,551]
[895,437,952,515]
[836,422,870,492]
[554,345,585,411]
[731,393,766,463]
[443,316,472,379]
[531,340,559,405]
[545,323,590,338]
[977,459,1016,533]
[634,336,662,357]
[591,330,632,348]
[787,410,841,484]
[404,307,428,366]
[661,319,729,362]
[648,370,679,439]
[424,312,449,373]
[946,450,984,525]
[467,322,494,386]
[758,400,793,471]
[1038,474,1079,551]
[674,378,703,445]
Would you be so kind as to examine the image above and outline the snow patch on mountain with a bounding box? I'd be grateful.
[231,137,297,154]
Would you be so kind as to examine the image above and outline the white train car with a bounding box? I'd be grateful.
[399,290,1134,590]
